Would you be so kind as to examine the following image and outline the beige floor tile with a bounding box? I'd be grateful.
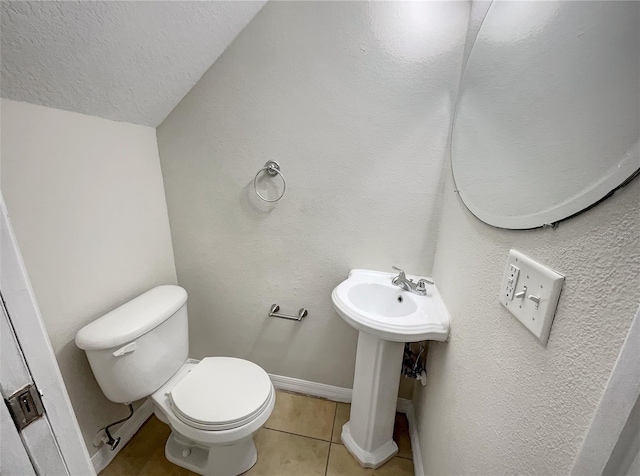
[138,446,199,476]
[326,443,414,476]
[331,403,350,443]
[244,428,330,476]
[100,416,170,476]
[265,391,336,441]
[394,413,412,460]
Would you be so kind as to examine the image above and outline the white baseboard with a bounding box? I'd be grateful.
[268,374,424,476]
[91,399,154,474]
[396,397,412,413]
[403,403,425,476]
[268,373,352,402]
[268,373,414,413]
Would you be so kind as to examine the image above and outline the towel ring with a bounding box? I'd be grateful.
[254,160,286,202]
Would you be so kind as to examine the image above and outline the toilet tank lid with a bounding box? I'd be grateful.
[75,285,188,351]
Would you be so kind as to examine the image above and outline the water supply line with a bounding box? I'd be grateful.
[100,403,134,451]
[402,342,427,386]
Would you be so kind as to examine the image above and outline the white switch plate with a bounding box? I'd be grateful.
[500,249,564,345]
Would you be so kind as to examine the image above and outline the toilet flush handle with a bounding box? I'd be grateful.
[112,342,137,357]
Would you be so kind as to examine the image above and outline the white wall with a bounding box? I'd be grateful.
[0,99,177,454]
[412,3,640,473]
[414,169,640,474]
[156,1,468,389]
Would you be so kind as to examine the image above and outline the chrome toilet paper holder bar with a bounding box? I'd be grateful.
[269,304,308,321]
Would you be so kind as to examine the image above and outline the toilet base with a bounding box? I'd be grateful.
[165,431,257,476]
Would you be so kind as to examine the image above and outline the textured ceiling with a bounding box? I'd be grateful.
[0,1,266,126]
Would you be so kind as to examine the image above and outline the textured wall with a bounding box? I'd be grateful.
[413,4,640,472]
[414,169,640,474]
[414,1,640,475]
[157,1,468,389]
[1,99,177,454]
[1,1,265,126]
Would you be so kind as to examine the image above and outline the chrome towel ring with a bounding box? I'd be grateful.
[254,160,286,202]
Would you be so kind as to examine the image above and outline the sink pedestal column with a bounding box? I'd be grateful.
[341,331,404,468]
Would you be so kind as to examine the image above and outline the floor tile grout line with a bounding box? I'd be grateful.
[325,403,339,476]
[264,396,338,441]
[263,426,334,444]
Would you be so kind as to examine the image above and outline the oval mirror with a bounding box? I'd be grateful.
[451,1,639,229]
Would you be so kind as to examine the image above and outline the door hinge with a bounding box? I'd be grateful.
[5,384,45,431]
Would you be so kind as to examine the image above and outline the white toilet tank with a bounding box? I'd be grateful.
[76,285,189,403]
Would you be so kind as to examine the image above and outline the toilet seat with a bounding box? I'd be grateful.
[169,357,273,431]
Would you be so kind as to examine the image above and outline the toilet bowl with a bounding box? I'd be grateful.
[151,358,275,475]
[75,285,274,476]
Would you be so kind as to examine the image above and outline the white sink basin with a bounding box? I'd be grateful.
[347,282,417,317]
[332,269,450,342]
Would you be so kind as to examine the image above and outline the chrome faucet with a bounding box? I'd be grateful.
[391,266,434,296]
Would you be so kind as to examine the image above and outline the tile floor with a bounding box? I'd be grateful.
[101,390,414,476]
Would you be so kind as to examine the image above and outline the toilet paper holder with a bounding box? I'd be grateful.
[269,304,308,321]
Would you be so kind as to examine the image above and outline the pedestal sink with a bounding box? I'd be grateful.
[331,269,450,468]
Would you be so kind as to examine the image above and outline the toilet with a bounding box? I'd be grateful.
[75,285,275,476]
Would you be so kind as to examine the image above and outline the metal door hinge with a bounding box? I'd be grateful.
[5,384,45,431]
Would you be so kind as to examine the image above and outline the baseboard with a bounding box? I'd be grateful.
[396,397,412,413]
[91,399,154,474]
[404,404,425,476]
[268,374,352,402]
[269,373,415,412]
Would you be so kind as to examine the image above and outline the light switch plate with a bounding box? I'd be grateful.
[499,249,564,345]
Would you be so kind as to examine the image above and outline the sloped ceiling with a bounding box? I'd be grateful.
[0,1,266,126]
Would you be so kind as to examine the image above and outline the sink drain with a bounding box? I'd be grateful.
[397,295,403,303]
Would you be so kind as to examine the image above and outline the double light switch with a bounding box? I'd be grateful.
[499,249,564,345]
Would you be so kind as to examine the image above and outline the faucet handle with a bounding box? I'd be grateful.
[392,266,406,278]
[415,277,434,295]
